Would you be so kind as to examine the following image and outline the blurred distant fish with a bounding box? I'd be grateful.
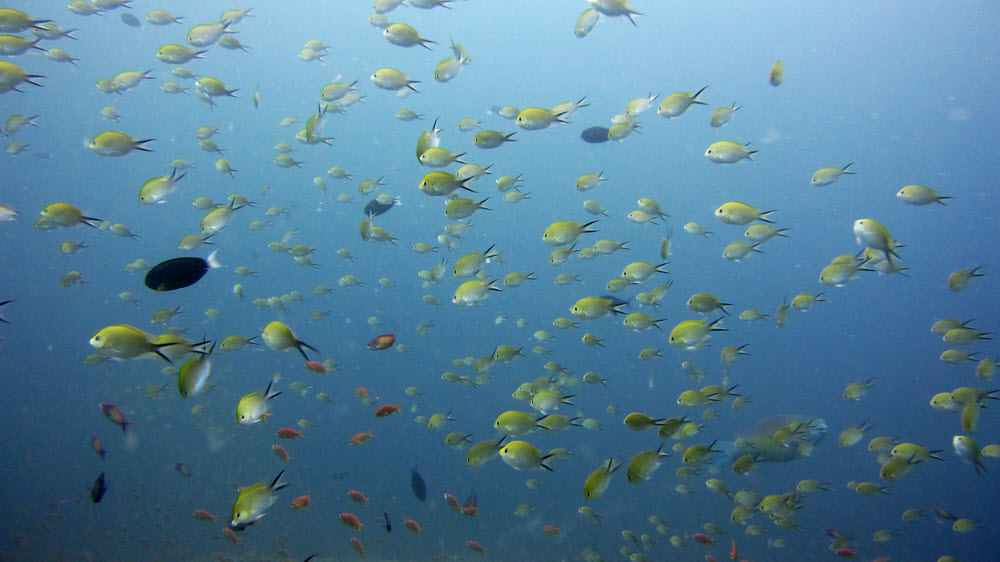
[90,473,107,503]
[410,467,426,501]
[100,402,131,434]
[580,126,610,144]
[464,489,478,509]
[383,512,392,532]
[120,13,140,27]
[175,462,193,478]
[0,300,11,323]
[90,435,106,460]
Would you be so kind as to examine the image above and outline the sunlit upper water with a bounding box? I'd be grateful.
[1,1,999,561]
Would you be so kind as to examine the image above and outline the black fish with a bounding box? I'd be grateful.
[410,467,426,501]
[580,126,610,144]
[90,473,107,503]
[144,251,221,291]
[0,300,11,323]
[363,197,397,218]
[383,512,392,533]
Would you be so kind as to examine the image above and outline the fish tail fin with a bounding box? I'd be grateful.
[271,469,288,491]
[206,249,222,269]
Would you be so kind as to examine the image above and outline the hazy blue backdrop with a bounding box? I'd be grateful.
[1,1,999,560]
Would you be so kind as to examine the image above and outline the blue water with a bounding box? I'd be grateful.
[2,1,999,560]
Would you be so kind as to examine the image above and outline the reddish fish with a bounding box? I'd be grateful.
[340,512,363,532]
[404,518,422,535]
[693,532,715,545]
[100,403,131,434]
[730,540,738,560]
[277,428,303,439]
[444,493,461,513]
[374,404,401,418]
[291,495,310,509]
[193,509,216,522]
[350,537,365,558]
[304,361,328,375]
[462,506,478,518]
[355,386,368,398]
[348,490,369,506]
[541,524,560,535]
[467,540,486,554]
[222,527,240,544]
[90,435,106,459]
[350,432,374,446]
[366,332,396,350]
[273,444,292,463]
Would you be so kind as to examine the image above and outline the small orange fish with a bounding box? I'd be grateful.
[90,434,106,459]
[100,402,131,434]
[348,490,369,506]
[222,527,240,544]
[462,506,478,518]
[404,518,422,535]
[836,549,857,559]
[444,493,461,513]
[706,555,718,562]
[340,512,363,533]
[541,524,560,535]
[273,444,292,463]
[355,386,368,398]
[730,540,738,560]
[467,540,486,554]
[291,495,310,509]
[374,404,400,417]
[693,532,715,545]
[366,331,396,350]
[193,509,216,522]
[277,428,303,439]
[350,431,374,446]
[351,536,365,558]
[305,361,328,375]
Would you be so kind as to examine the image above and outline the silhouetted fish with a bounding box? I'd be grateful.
[90,473,107,503]
[144,251,220,291]
[383,512,392,533]
[410,467,426,501]
[363,198,396,218]
[580,126,610,144]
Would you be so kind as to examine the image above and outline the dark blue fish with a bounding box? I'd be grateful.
[90,472,107,503]
[580,126,610,144]
[363,198,396,218]
[145,251,220,291]
[383,512,392,532]
[120,13,141,27]
[410,467,426,501]
[0,300,11,323]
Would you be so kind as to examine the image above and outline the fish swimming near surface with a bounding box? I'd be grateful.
[144,250,221,291]
[410,467,426,501]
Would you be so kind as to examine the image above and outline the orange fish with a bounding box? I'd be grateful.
[90,434,106,459]
[304,361,328,375]
[836,549,857,559]
[693,532,715,545]
[730,540,738,560]
[193,509,216,522]
[273,444,292,463]
[374,404,401,418]
[291,495,310,509]
[351,536,365,558]
[100,402,131,434]
[444,493,461,513]
[350,431,374,446]
[706,555,718,562]
[355,386,368,398]
[222,527,240,544]
[348,490,369,506]
[541,524,560,535]
[467,540,486,554]
[277,428,303,439]
[367,331,396,350]
[462,506,478,518]
[340,512,363,533]
[404,518,422,535]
